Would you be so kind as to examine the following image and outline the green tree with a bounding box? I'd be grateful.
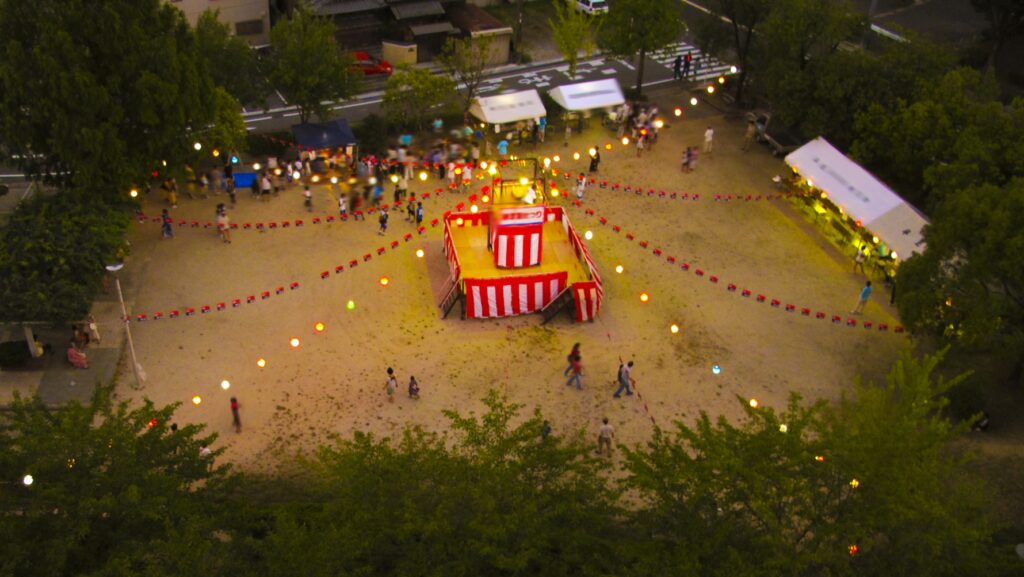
[0,192,130,323]
[438,36,495,115]
[195,9,270,108]
[549,0,601,79]
[971,0,1024,68]
[0,385,231,576]
[896,179,1024,384]
[257,392,621,576]
[598,0,684,95]
[268,3,362,123]
[697,0,771,103]
[0,0,245,195]
[623,351,997,576]
[381,66,456,131]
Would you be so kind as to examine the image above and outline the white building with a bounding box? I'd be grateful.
[168,0,272,46]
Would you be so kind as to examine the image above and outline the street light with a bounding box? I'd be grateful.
[105,263,145,387]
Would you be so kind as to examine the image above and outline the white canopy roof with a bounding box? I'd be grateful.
[548,79,625,111]
[786,137,929,260]
[469,89,546,124]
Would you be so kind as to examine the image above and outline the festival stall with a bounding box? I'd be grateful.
[291,119,359,169]
[547,78,625,129]
[469,89,546,146]
[442,205,601,321]
[785,137,929,271]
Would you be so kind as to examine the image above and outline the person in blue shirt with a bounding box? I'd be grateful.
[851,280,872,315]
[497,139,509,157]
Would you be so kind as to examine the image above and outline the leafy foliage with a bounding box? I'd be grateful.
[622,351,997,577]
[437,36,495,114]
[194,9,270,109]
[381,66,456,131]
[0,385,228,577]
[598,0,684,94]
[549,0,600,79]
[0,0,245,195]
[268,3,361,123]
[696,0,771,102]
[0,192,130,323]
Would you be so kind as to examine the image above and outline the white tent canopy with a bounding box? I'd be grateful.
[548,79,625,111]
[469,89,546,125]
[785,137,929,260]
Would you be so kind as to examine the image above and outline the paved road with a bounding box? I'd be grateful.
[241,39,738,134]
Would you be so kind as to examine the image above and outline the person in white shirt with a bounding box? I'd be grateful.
[704,126,714,153]
[597,418,614,456]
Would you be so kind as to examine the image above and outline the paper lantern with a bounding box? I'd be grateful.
[148,418,158,428]
[415,249,425,258]
[221,380,231,390]
[779,424,788,433]
[192,395,202,405]
[256,358,266,368]
[718,76,725,84]
[706,85,715,94]
[670,324,679,334]
[674,107,682,116]
[748,398,758,408]
[22,475,33,486]
[690,97,698,106]
[129,188,138,198]
[290,337,300,348]
[584,230,593,240]
[615,265,624,274]
[252,163,261,170]
[712,364,722,375]
[379,277,389,286]
[346,300,356,310]
[193,142,202,151]
[212,148,220,157]
[314,322,325,333]
[849,478,860,489]
[470,204,479,213]
[639,293,649,303]
[621,136,630,145]
[455,217,464,226]
[553,155,561,162]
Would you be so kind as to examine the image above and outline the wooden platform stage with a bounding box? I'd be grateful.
[448,221,590,283]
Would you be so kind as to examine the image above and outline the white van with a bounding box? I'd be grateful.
[575,0,608,15]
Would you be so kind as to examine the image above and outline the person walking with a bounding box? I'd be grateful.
[613,361,634,398]
[565,355,583,390]
[226,176,236,206]
[597,417,614,456]
[563,343,581,376]
[853,245,868,274]
[406,194,416,222]
[851,280,872,315]
[216,206,231,244]
[378,207,389,235]
[415,202,424,226]
[385,368,397,403]
[541,420,552,440]
[703,126,714,154]
[683,51,692,78]
[230,397,241,433]
[673,55,683,80]
[339,194,348,219]
[408,376,420,399]
[588,147,601,173]
[635,133,645,157]
[742,121,756,151]
[161,208,174,239]
[575,174,587,201]
[303,185,313,212]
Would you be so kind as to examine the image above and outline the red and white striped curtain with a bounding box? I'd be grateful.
[493,223,544,268]
[464,272,568,318]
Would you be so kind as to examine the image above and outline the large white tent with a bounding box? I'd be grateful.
[469,89,546,125]
[548,79,624,111]
[785,137,929,261]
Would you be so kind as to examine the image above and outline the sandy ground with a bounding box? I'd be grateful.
[120,99,909,472]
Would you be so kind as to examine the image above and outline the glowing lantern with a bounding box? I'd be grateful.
[193,142,202,151]
[419,171,428,181]
[346,300,356,310]
[148,418,158,428]
[129,188,138,198]
[481,194,490,203]
[890,251,898,260]
[256,358,267,368]
[221,380,231,390]
[379,277,390,286]
[674,107,682,116]
[314,322,325,333]
[330,176,338,184]
[488,165,497,176]
[712,364,722,375]
[670,324,679,334]
[543,157,551,167]
[415,249,425,258]
[290,338,300,348]
[454,168,463,176]
[274,168,282,176]
[480,161,488,169]
[253,163,261,170]
[848,544,858,556]
[368,176,377,185]
[748,398,758,407]
[604,143,612,150]
[551,188,560,197]
[690,97,698,106]
[871,235,879,244]
[814,455,826,462]
[161,160,168,166]
[192,395,202,405]
[621,137,630,145]
[212,149,220,157]
[615,265,624,274]
[456,217,465,226]
[470,204,479,213]
[779,424,788,433]
[553,155,561,162]
[573,152,580,160]
[718,76,725,84]
[639,293,650,303]
[849,479,860,489]
[584,230,593,240]
[807,179,814,188]
[519,177,528,185]
[588,147,597,157]
[312,175,320,183]
[293,171,301,180]
[23,475,33,486]
[730,65,737,73]
[706,85,715,94]
[654,119,664,129]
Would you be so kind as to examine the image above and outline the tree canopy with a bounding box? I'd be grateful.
[381,66,456,131]
[437,36,495,115]
[597,0,684,94]
[695,0,771,103]
[549,0,600,80]
[0,0,246,195]
[195,9,270,109]
[268,3,362,123]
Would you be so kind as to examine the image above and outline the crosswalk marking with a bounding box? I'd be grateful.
[647,40,738,82]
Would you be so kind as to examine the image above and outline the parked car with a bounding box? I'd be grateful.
[352,51,393,76]
[574,0,608,14]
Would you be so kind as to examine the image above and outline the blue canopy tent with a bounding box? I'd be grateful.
[292,119,358,149]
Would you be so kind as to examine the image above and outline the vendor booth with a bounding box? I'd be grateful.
[548,78,625,129]
[291,119,358,171]
[785,137,929,270]
[469,89,546,146]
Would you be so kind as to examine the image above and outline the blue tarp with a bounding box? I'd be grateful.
[233,172,256,188]
[291,119,358,150]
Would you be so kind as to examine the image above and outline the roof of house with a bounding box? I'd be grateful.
[310,0,386,15]
[446,3,511,34]
[390,0,446,19]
